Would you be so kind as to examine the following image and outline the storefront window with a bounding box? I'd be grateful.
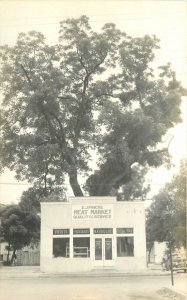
[73,237,90,258]
[117,237,134,257]
[53,238,69,258]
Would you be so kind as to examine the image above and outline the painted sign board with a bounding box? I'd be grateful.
[116,228,134,234]
[94,228,113,234]
[72,204,113,220]
[73,228,90,234]
[53,229,70,235]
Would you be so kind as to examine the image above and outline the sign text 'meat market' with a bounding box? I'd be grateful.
[72,204,113,220]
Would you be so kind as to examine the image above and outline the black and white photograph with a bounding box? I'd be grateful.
[0,1,186,299]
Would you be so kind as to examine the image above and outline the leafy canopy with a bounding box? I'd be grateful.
[146,160,186,249]
[19,185,67,213]
[0,16,185,197]
[0,205,40,263]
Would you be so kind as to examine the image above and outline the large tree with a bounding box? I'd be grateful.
[0,16,185,197]
[146,159,186,253]
[0,205,40,265]
[146,162,186,285]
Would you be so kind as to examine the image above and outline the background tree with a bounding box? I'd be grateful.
[19,184,67,213]
[0,16,185,198]
[146,160,186,283]
[146,160,186,248]
[0,205,40,265]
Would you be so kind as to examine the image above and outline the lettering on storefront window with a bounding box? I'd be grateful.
[53,229,70,235]
[72,204,113,220]
[94,228,113,234]
[73,228,90,234]
[116,228,133,234]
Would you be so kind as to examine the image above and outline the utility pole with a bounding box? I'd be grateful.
[164,211,175,286]
[0,218,2,264]
[168,240,174,286]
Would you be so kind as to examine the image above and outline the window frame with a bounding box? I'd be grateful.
[53,237,70,258]
[73,236,90,258]
[116,236,134,257]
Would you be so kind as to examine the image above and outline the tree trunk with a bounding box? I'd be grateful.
[69,167,84,196]
[148,246,152,264]
[10,248,16,266]
[6,244,10,262]
[146,242,154,266]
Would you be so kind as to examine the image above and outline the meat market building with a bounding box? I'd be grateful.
[40,197,146,273]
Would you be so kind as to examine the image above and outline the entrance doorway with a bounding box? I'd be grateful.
[94,237,114,266]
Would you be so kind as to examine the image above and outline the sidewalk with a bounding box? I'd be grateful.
[0,264,174,278]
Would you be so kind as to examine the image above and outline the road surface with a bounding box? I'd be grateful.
[0,273,186,300]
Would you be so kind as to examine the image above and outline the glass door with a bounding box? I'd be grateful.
[95,238,102,261]
[105,238,112,260]
[94,237,114,266]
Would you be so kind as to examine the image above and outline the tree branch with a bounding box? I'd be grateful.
[74,54,108,147]
[19,64,32,86]
[33,139,57,146]
[91,93,118,101]
[43,154,54,194]
[43,161,50,191]
[143,148,168,156]
[47,109,67,146]
[135,77,145,110]
[37,104,61,143]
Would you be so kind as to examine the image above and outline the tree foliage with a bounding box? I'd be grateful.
[19,184,66,213]
[0,16,185,197]
[0,205,40,264]
[146,160,186,250]
[120,165,150,200]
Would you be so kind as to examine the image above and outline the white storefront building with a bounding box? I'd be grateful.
[40,197,146,273]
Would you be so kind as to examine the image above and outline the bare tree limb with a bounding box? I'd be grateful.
[19,64,32,86]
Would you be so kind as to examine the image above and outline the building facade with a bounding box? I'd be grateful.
[40,197,146,273]
[149,241,167,264]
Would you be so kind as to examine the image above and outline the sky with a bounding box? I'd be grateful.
[0,0,186,205]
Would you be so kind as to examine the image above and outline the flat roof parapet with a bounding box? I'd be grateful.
[68,196,116,204]
[40,196,145,206]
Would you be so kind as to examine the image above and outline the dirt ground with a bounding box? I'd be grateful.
[0,273,186,300]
